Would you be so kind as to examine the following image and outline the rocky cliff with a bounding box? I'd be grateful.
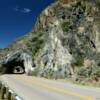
[32,0,100,81]
[0,0,100,83]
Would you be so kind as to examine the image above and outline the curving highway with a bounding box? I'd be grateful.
[0,75,100,100]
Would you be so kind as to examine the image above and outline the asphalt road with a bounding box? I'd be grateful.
[0,75,100,100]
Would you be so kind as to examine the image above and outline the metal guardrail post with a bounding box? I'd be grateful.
[0,85,6,99]
[0,82,2,90]
[11,94,16,100]
[0,82,23,100]
[6,88,12,100]
[0,83,2,99]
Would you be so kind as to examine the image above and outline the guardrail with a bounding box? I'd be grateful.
[0,81,23,100]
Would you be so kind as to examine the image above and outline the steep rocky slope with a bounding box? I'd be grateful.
[32,0,100,81]
[0,0,100,84]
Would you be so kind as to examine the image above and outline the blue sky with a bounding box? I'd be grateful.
[0,0,54,48]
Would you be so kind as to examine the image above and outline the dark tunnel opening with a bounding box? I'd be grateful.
[3,59,25,74]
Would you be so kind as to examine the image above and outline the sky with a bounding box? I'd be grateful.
[0,0,54,48]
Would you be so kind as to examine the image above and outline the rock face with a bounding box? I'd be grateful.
[34,18,74,78]
[32,0,100,79]
[0,50,34,75]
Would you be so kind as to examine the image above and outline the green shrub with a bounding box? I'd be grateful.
[78,64,100,78]
[92,67,100,77]
[78,67,92,77]
[74,56,84,67]
[61,21,70,32]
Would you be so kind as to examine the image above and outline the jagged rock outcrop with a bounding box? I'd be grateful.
[32,0,100,79]
[34,19,74,78]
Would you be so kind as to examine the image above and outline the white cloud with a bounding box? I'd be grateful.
[13,6,32,13]
[21,8,31,13]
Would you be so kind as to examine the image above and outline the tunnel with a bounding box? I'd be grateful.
[2,59,25,74]
[0,50,34,75]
